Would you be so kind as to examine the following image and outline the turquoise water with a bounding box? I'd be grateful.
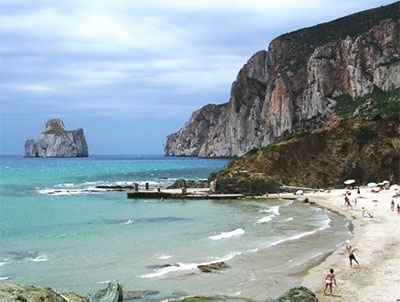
[0,155,350,300]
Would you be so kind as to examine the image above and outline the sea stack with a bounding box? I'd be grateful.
[24,119,89,157]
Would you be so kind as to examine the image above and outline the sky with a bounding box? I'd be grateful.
[0,0,395,155]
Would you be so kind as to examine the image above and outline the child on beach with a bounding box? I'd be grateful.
[323,268,337,296]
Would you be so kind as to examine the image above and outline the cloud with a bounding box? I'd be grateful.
[0,0,395,154]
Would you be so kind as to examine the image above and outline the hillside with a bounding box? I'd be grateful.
[211,113,399,194]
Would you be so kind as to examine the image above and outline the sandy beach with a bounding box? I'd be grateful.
[295,186,400,301]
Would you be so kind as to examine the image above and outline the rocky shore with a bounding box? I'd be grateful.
[0,281,317,302]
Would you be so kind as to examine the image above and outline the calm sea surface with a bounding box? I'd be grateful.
[0,155,350,301]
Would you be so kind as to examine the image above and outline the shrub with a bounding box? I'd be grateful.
[353,125,377,141]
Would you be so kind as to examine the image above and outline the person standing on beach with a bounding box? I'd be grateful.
[345,195,352,209]
[323,268,337,296]
[346,244,359,267]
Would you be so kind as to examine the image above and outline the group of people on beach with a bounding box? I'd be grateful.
[323,240,359,296]
[391,199,400,214]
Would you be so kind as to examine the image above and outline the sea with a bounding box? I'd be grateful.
[0,155,351,301]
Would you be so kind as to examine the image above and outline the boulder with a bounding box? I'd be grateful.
[88,280,122,302]
[198,261,229,273]
[275,286,318,302]
[0,283,86,302]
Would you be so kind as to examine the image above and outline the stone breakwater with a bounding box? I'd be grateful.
[25,119,89,157]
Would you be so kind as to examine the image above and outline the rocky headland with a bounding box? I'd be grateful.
[164,2,399,158]
[24,119,89,157]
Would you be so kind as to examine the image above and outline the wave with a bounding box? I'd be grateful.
[256,205,281,224]
[140,251,242,279]
[209,228,245,240]
[211,251,242,262]
[156,254,173,260]
[0,276,13,281]
[256,216,273,224]
[29,254,48,262]
[123,219,134,225]
[259,205,280,216]
[271,223,331,247]
[38,188,104,196]
[140,262,198,279]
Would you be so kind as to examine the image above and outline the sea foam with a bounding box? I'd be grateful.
[209,228,245,240]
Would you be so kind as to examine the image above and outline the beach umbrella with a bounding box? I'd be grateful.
[295,190,303,195]
[382,180,390,185]
[390,184,399,191]
[367,182,378,187]
[344,179,355,185]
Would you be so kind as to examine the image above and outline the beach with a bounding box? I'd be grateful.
[297,187,400,301]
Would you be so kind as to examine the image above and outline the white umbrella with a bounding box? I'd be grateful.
[344,179,355,185]
[390,184,398,191]
[382,180,390,184]
[367,182,378,187]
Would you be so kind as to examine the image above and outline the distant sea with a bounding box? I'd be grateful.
[0,155,350,301]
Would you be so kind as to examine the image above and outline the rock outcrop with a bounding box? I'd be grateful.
[275,286,318,302]
[212,115,400,194]
[88,280,123,302]
[0,282,87,302]
[164,2,399,157]
[24,119,89,157]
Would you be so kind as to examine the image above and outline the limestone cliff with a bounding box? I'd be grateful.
[164,2,400,157]
[24,119,89,157]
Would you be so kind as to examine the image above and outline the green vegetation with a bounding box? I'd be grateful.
[44,119,67,135]
[353,124,377,141]
[247,147,260,156]
[279,2,398,70]
[263,143,278,152]
[333,87,400,120]
[294,130,311,139]
[16,295,28,302]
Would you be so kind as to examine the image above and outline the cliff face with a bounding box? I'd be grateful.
[24,119,89,157]
[164,2,400,157]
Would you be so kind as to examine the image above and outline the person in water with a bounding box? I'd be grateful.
[346,244,359,267]
[323,268,337,296]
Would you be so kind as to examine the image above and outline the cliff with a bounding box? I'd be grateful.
[164,2,400,157]
[24,119,89,157]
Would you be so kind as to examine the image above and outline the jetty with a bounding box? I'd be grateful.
[127,188,244,200]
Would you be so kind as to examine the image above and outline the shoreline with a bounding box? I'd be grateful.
[281,187,400,301]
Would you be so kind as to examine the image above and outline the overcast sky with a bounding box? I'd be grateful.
[0,0,394,155]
